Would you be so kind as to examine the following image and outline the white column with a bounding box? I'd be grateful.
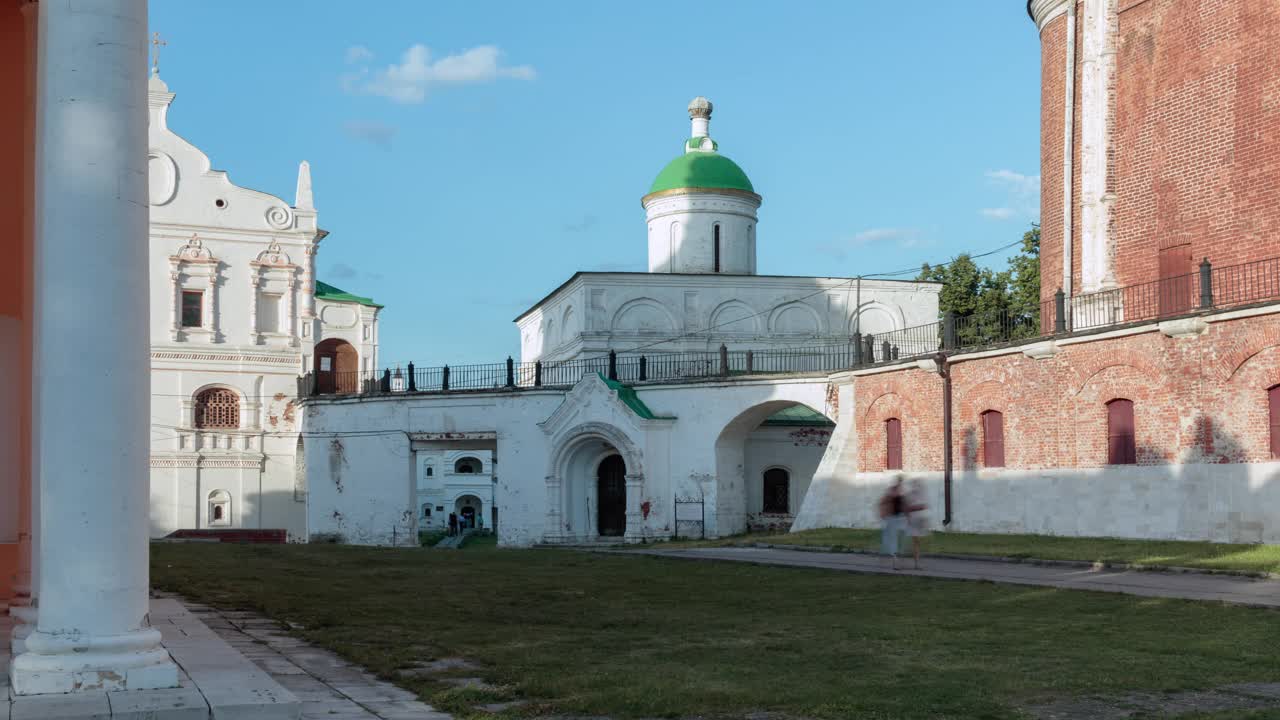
[207,269,219,340]
[1079,0,1117,292]
[168,269,180,339]
[248,276,260,343]
[285,278,296,344]
[623,473,644,542]
[11,0,179,695]
[544,476,562,542]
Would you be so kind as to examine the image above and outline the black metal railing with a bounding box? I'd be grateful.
[298,254,1280,399]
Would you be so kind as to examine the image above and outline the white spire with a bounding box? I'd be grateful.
[689,96,713,139]
[295,161,314,211]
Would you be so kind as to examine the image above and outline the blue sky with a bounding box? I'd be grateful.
[150,1,1042,367]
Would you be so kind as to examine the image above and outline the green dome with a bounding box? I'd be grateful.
[648,150,755,196]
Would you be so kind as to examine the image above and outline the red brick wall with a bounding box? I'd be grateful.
[1038,0,1280,297]
[1039,12,1068,305]
[1112,0,1280,288]
[852,310,1280,473]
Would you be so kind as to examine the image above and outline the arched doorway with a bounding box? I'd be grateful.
[455,494,482,530]
[314,338,358,394]
[596,454,626,537]
[714,401,835,535]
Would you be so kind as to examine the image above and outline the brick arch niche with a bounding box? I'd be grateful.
[314,338,358,394]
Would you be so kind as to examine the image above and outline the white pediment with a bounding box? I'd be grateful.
[148,90,306,235]
[539,373,643,439]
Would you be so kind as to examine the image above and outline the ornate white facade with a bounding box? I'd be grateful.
[146,72,381,540]
[415,451,496,533]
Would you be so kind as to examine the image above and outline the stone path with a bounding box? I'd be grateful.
[634,546,1280,607]
[157,593,452,720]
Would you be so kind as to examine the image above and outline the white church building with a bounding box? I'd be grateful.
[301,98,939,546]
[146,70,381,541]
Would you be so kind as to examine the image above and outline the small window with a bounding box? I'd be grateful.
[1106,399,1136,465]
[1269,385,1280,460]
[454,457,482,474]
[195,388,240,429]
[885,418,903,470]
[713,223,721,273]
[208,490,231,527]
[981,410,1005,468]
[426,466,434,477]
[181,291,203,328]
[423,505,431,518]
[257,293,282,333]
[762,468,789,514]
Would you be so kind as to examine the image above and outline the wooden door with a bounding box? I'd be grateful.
[1158,244,1194,316]
[596,454,627,537]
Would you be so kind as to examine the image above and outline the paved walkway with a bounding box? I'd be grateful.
[636,547,1280,607]
[157,592,452,720]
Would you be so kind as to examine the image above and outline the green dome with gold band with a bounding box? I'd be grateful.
[648,149,755,195]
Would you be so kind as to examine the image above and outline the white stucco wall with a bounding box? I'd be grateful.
[146,76,379,540]
[743,425,831,518]
[302,374,837,546]
[517,273,940,363]
[644,192,759,274]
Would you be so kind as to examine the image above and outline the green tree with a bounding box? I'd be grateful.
[915,225,1042,346]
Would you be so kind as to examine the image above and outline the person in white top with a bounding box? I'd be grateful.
[905,479,930,570]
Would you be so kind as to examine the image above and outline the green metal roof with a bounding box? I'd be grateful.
[761,405,834,427]
[315,280,383,308]
[648,150,754,195]
[599,374,675,420]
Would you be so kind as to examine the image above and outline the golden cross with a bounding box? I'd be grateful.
[151,32,167,77]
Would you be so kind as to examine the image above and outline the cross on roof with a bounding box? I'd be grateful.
[151,32,167,77]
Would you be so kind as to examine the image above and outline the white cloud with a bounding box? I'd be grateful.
[343,120,398,147]
[852,227,918,245]
[982,169,1041,221]
[343,44,535,104]
[345,45,374,64]
[985,169,1041,197]
[817,228,923,260]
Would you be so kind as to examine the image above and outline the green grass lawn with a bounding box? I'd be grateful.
[151,543,1280,720]
[670,528,1280,575]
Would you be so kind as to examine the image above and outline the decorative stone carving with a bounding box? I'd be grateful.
[264,205,292,230]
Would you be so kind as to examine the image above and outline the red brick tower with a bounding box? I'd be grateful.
[1029,0,1280,306]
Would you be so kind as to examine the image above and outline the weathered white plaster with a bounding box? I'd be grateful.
[1079,0,1116,291]
[11,0,178,694]
[147,72,380,541]
[302,375,837,546]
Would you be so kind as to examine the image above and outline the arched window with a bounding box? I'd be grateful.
[1106,399,1136,465]
[1269,385,1280,460]
[885,418,903,470]
[195,388,239,429]
[454,457,482,474]
[981,410,1005,468]
[426,466,434,477]
[422,504,431,518]
[208,490,231,527]
[713,223,722,273]
[763,468,790,514]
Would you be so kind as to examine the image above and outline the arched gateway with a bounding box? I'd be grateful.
[544,422,643,544]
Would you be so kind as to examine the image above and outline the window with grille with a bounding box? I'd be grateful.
[1269,386,1280,460]
[981,410,1005,468]
[885,418,903,470]
[195,388,240,429]
[181,291,203,328]
[762,468,790,513]
[1106,399,1136,465]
